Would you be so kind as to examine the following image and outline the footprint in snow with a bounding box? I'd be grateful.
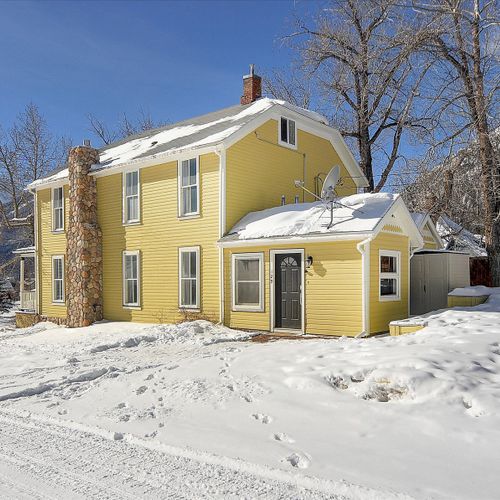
[273,432,295,443]
[136,385,148,395]
[285,452,310,469]
[252,413,273,424]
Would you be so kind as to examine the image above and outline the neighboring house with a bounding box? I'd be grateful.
[26,68,424,336]
[410,212,444,250]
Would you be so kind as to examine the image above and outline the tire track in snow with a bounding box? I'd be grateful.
[0,410,401,500]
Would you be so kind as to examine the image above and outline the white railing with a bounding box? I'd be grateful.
[20,291,36,311]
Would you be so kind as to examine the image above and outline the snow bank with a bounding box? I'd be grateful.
[227,193,397,240]
[448,285,500,297]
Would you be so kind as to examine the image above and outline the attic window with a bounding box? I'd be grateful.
[279,117,296,148]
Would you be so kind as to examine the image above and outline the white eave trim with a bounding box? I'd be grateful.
[373,197,424,250]
[218,231,373,248]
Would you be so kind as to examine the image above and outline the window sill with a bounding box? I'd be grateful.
[179,307,200,312]
[379,296,401,302]
[232,306,265,313]
[178,213,200,220]
[52,301,66,306]
[123,221,141,227]
[123,305,142,310]
[277,140,298,150]
[51,230,65,234]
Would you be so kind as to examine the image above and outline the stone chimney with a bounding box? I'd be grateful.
[66,142,103,328]
[240,64,262,105]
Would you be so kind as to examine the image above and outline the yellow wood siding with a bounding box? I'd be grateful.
[225,119,357,230]
[369,232,409,334]
[37,186,69,318]
[98,153,220,323]
[224,240,363,336]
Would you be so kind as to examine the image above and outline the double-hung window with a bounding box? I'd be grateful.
[52,255,65,303]
[232,253,264,311]
[379,250,401,301]
[123,171,140,223]
[179,247,200,309]
[279,117,296,148]
[179,158,199,217]
[123,251,140,307]
[52,187,64,231]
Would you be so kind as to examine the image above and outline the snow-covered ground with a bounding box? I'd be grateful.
[1,295,499,499]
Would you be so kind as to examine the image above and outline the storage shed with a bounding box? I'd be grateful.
[410,250,470,315]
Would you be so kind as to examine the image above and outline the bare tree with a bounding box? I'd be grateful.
[0,103,68,234]
[414,0,500,284]
[87,108,167,146]
[268,0,433,191]
[263,69,312,109]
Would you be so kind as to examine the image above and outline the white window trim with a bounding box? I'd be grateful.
[122,250,141,308]
[178,157,200,218]
[51,186,65,232]
[379,249,401,302]
[51,255,65,304]
[278,116,298,150]
[122,170,141,225]
[178,246,201,309]
[231,252,264,312]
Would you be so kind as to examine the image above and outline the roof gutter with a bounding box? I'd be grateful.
[217,232,373,248]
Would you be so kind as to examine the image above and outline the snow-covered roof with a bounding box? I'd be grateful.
[411,212,427,229]
[12,246,35,255]
[28,98,334,189]
[436,215,487,257]
[220,193,422,245]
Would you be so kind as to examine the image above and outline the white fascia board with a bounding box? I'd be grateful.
[30,145,220,190]
[218,232,372,248]
[221,105,369,189]
[90,145,219,179]
[373,197,424,249]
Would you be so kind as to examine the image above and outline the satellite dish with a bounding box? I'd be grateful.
[321,166,340,201]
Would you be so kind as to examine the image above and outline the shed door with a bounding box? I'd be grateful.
[275,253,301,330]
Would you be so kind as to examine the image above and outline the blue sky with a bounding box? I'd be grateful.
[1,0,307,144]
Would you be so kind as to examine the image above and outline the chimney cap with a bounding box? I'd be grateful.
[83,139,91,147]
[243,63,259,79]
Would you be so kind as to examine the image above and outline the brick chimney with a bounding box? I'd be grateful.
[240,64,262,105]
[66,142,103,328]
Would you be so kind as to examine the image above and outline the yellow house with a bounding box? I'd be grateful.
[27,69,424,336]
[411,212,444,250]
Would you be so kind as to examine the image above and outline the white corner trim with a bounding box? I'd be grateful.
[356,237,372,336]
[216,147,227,324]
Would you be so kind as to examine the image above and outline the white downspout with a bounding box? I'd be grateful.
[215,147,226,325]
[356,236,373,337]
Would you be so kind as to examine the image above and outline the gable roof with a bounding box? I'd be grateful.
[219,193,423,248]
[411,212,444,248]
[28,98,368,189]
